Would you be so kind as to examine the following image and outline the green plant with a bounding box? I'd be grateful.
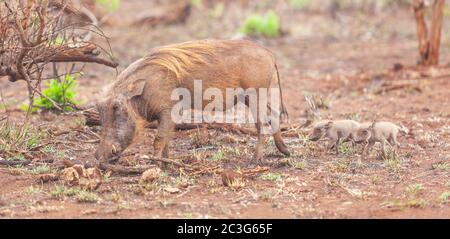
[370,175,380,185]
[49,185,79,199]
[439,192,450,204]
[349,113,361,122]
[445,6,450,17]
[241,11,281,38]
[22,74,80,112]
[406,184,424,197]
[290,160,305,170]
[0,121,48,160]
[382,198,427,209]
[96,0,120,12]
[190,0,203,8]
[260,172,282,182]
[76,190,99,203]
[338,142,354,155]
[209,151,224,162]
[260,190,274,201]
[298,133,310,145]
[290,0,310,9]
[27,185,42,194]
[432,162,450,171]
[384,156,401,173]
[28,164,53,175]
[158,199,175,208]
[209,2,224,18]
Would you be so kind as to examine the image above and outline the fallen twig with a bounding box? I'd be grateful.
[0,159,32,166]
[374,83,422,94]
[187,165,221,176]
[240,166,270,177]
[151,157,187,168]
[98,163,154,175]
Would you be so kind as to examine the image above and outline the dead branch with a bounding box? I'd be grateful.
[187,165,221,176]
[150,157,188,168]
[98,163,153,175]
[0,159,32,166]
[374,83,423,94]
[240,166,270,177]
[0,0,117,111]
[82,108,300,137]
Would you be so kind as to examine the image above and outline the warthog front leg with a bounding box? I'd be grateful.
[154,110,175,158]
[253,120,265,163]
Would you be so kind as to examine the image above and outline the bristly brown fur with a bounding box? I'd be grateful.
[142,40,217,80]
[105,40,218,97]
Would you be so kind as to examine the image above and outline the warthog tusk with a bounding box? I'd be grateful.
[112,144,117,154]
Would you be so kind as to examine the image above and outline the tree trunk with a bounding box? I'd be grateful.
[427,0,445,65]
[413,0,429,64]
[413,0,446,66]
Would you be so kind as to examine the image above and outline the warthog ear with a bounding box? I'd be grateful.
[124,79,147,98]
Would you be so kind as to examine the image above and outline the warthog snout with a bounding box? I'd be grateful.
[308,128,326,141]
[308,134,321,141]
[95,140,122,163]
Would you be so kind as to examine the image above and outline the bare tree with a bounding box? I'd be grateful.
[413,0,446,66]
[0,0,117,111]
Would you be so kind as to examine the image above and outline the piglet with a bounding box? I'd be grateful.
[309,120,361,155]
[356,121,409,159]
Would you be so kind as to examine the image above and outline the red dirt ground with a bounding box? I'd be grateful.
[0,0,449,218]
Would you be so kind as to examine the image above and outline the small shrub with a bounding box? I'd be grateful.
[241,11,281,38]
[22,74,80,112]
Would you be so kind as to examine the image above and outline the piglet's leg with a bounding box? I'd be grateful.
[154,110,175,158]
[335,138,340,156]
[381,139,388,160]
[362,141,374,160]
[389,137,399,159]
[361,142,368,160]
